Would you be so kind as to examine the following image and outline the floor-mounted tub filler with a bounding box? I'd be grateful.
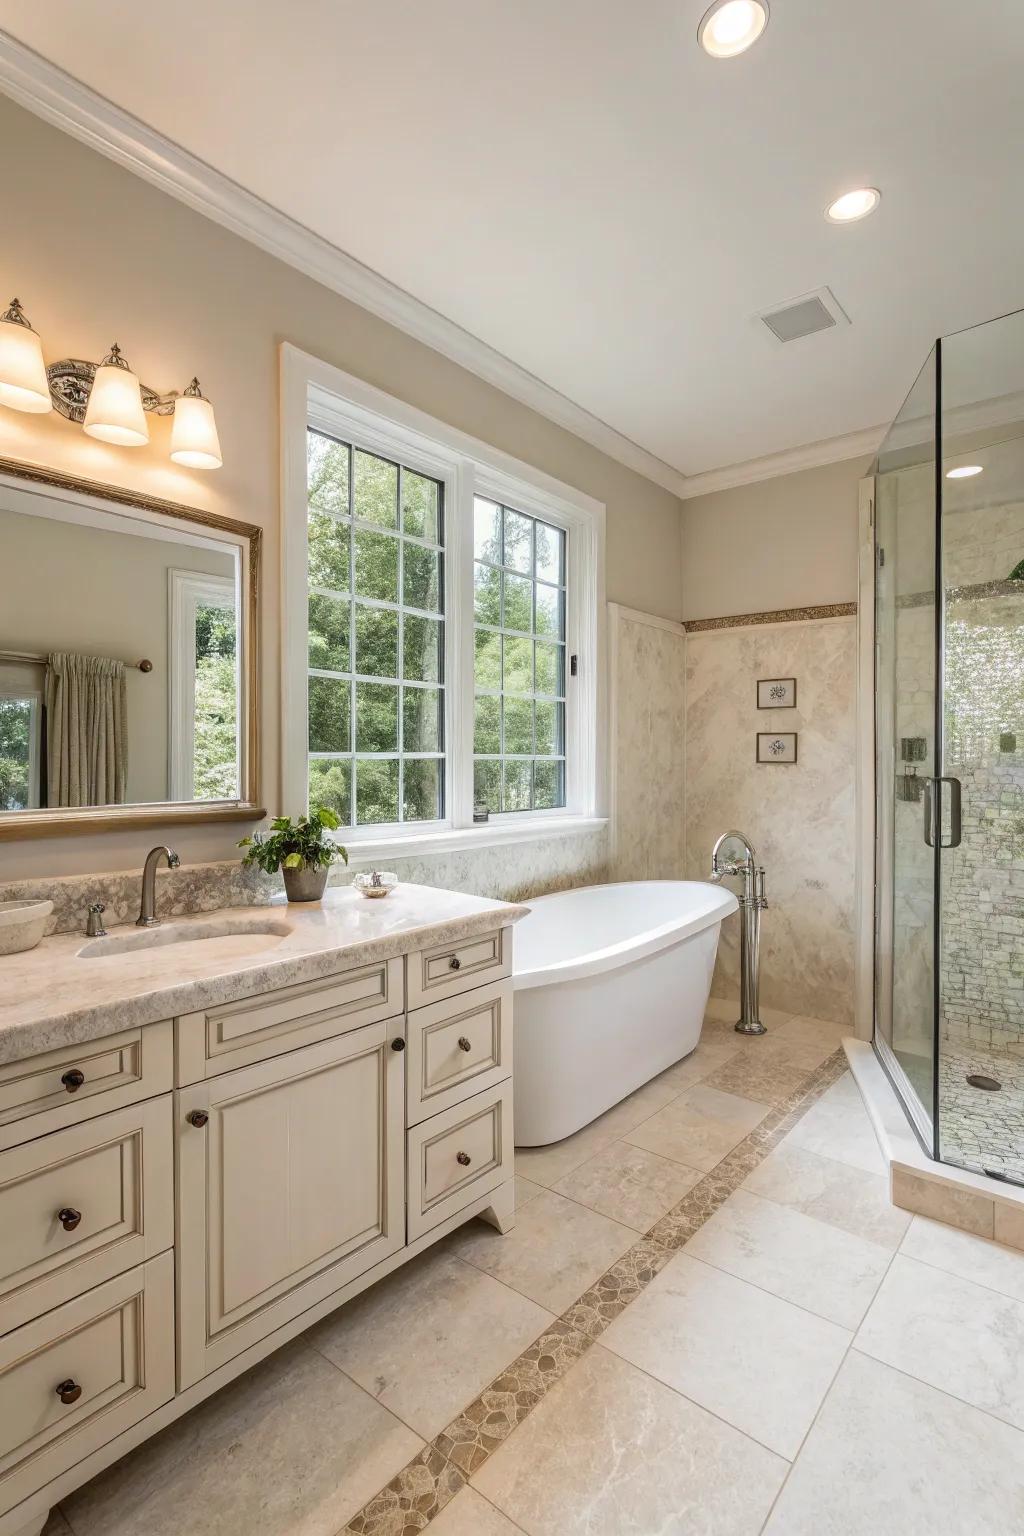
[512,880,738,1145]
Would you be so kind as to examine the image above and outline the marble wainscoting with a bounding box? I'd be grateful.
[609,605,687,881]
[685,616,857,1025]
[0,827,609,936]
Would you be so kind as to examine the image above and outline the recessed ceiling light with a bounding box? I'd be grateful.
[825,188,881,223]
[698,0,769,58]
[946,464,984,479]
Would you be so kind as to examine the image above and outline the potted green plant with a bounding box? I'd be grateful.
[238,808,347,903]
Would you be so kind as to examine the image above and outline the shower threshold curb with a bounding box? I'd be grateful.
[845,1039,1024,1249]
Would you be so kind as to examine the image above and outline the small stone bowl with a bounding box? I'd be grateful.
[353,871,398,900]
[0,899,54,955]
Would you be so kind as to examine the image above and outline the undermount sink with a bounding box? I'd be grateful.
[77,916,294,960]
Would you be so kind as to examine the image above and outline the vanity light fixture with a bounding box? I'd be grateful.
[83,344,149,447]
[0,299,51,414]
[698,0,769,58]
[946,464,983,479]
[0,297,223,468]
[825,188,881,223]
[169,378,223,469]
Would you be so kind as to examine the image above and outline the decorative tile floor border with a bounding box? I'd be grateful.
[344,1045,849,1535]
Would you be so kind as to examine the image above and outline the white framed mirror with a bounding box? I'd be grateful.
[0,457,264,839]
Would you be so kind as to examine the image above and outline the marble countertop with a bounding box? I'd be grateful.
[0,883,528,1066]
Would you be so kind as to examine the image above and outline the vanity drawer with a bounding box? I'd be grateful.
[0,1096,173,1336]
[407,926,510,1010]
[407,1081,512,1241]
[0,1252,174,1515]
[0,1022,173,1154]
[406,980,512,1126]
[175,957,404,1083]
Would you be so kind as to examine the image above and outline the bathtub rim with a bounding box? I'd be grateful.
[512,879,738,991]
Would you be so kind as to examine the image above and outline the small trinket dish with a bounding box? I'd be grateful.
[353,870,398,899]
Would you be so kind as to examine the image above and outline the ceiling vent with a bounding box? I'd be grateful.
[758,286,850,344]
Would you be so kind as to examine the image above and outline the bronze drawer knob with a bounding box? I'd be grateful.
[447,955,461,971]
[456,1151,472,1166]
[391,1038,406,1052]
[56,1379,82,1405]
[58,1207,82,1232]
[457,1036,472,1053]
[61,1069,85,1093]
[187,1109,209,1128]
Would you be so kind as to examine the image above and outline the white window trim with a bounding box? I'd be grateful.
[280,343,607,856]
[168,568,240,801]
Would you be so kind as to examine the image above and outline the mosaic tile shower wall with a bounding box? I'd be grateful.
[941,587,1024,1050]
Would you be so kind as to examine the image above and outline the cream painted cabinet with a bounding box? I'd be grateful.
[0,923,515,1536]
[175,1017,406,1388]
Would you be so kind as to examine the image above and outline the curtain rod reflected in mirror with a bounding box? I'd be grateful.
[0,648,154,673]
[0,457,263,840]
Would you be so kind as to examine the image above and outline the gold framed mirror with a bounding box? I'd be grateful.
[0,457,264,838]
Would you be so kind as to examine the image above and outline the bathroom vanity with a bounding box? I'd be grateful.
[0,885,523,1536]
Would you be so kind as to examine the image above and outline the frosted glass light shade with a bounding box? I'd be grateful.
[83,352,149,446]
[0,306,51,413]
[170,385,222,469]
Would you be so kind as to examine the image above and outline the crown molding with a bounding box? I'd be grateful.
[676,424,888,499]
[0,31,689,499]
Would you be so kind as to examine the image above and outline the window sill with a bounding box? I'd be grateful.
[336,816,608,863]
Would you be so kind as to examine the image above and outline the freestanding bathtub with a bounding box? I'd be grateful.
[512,880,738,1145]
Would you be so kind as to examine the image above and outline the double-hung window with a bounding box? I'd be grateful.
[283,348,605,852]
[305,430,446,828]
[472,498,566,814]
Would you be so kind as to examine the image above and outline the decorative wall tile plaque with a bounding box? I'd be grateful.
[756,731,798,763]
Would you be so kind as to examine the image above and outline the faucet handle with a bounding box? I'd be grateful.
[85,903,107,938]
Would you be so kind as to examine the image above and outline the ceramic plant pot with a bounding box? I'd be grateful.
[281,862,329,903]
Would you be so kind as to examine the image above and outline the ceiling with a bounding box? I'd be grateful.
[2,0,1023,482]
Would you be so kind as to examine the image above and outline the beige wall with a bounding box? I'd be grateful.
[0,95,683,879]
[681,456,872,621]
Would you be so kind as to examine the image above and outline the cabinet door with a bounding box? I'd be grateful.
[176,1018,405,1388]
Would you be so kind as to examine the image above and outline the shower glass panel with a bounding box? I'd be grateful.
[874,347,940,1149]
[937,310,1024,1183]
[874,308,1024,1182]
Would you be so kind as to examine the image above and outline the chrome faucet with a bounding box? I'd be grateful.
[136,846,180,927]
[710,830,768,1036]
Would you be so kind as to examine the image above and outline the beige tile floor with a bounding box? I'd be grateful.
[49,1001,1024,1536]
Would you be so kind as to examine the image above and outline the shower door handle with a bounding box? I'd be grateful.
[923,778,962,849]
[941,777,962,848]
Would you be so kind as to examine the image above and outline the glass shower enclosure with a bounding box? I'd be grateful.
[874,308,1024,1185]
